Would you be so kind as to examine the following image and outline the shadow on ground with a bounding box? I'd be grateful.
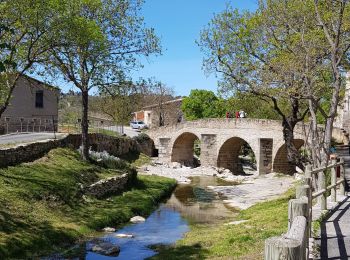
[148,243,210,260]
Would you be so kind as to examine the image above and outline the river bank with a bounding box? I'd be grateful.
[0,148,176,258]
[150,187,295,259]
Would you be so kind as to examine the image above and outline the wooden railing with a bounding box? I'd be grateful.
[264,158,346,260]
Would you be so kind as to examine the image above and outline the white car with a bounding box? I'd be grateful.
[130,121,148,130]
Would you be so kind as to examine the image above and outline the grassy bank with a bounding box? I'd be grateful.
[0,148,176,258]
[150,187,295,260]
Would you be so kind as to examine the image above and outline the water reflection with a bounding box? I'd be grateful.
[166,176,237,224]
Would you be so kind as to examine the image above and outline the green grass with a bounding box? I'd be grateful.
[58,124,120,137]
[150,187,295,260]
[96,128,121,137]
[131,153,152,168]
[0,148,176,258]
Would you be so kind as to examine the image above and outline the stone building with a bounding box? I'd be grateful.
[0,75,60,134]
[132,98,183,128]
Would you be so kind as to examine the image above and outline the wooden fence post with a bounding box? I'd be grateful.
[304,164,313,238]
[339,158,346,196]
[296,185,310,199]
[318,164,327,210]
[331,159,337,202]
[288,198,308,230]
[295,184,311,253]
[305,164,312,179]
[265,216,307,260]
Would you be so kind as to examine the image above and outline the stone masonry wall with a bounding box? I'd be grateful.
[0,133,154,168]
[85,171,137,198]
[0,138,63,167]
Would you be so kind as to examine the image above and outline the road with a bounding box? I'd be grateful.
[104,126,141,138]
[0,132,67,146]
[0,126,141,147]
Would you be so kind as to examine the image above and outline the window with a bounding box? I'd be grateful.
[35,90,44,108]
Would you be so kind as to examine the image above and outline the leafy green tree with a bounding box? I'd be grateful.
[181,89,226,120]
[0,1,54,118]
[95,72,145,125]
[198,0,350,168]
[41,0,161,160]
[227,92,282,120]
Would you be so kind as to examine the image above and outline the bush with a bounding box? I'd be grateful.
[78,147,129,169]
[133,133,151,143]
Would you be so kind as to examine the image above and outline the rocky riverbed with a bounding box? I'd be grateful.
[139,159,295,210]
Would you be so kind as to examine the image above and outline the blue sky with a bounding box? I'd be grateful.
[131,0,258,96]
[54,1,257,95]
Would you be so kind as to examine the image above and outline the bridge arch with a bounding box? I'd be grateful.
[171,132,200,167]
[217,136,257,174]
[273,139,304,175]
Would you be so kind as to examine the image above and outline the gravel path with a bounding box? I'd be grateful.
[212,173,294,209]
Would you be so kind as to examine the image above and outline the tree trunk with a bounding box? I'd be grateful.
[81,88,89,160]
[322,73,342,163]
[308,99,322,167]
[282,118,304,170]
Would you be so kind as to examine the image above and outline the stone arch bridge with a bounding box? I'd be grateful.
[146,119,305,175]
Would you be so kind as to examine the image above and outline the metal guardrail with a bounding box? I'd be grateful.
[0,116,58,134]
[0,117,124,136]
[57,120,124,135]
[265,159,346,260]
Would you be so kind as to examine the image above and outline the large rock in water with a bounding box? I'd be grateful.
[90,241,120,256]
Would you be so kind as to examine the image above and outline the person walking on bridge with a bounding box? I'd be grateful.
[239,110,246,118]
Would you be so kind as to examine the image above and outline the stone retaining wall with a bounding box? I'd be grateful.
[85,171,137,198]
[0,133,154,168]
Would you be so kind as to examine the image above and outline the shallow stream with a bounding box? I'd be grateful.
[56,176,237,259]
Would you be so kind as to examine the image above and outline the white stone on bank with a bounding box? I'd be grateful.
[224,220,249,225]
[102,227,116,232]
[130,216,145,223]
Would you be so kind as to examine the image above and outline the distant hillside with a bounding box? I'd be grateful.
[59,94,103,123]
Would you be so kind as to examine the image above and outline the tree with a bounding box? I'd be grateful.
[256,0,350,166]
[199,4,311,169]
[144,80,175,127]
[95,73,147,125]
[0,0,54,118]
[227,92,283,120]
[181,89,226,120]
[42,0,161,160]
[198,0,350,169]
[310,0,350,164]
